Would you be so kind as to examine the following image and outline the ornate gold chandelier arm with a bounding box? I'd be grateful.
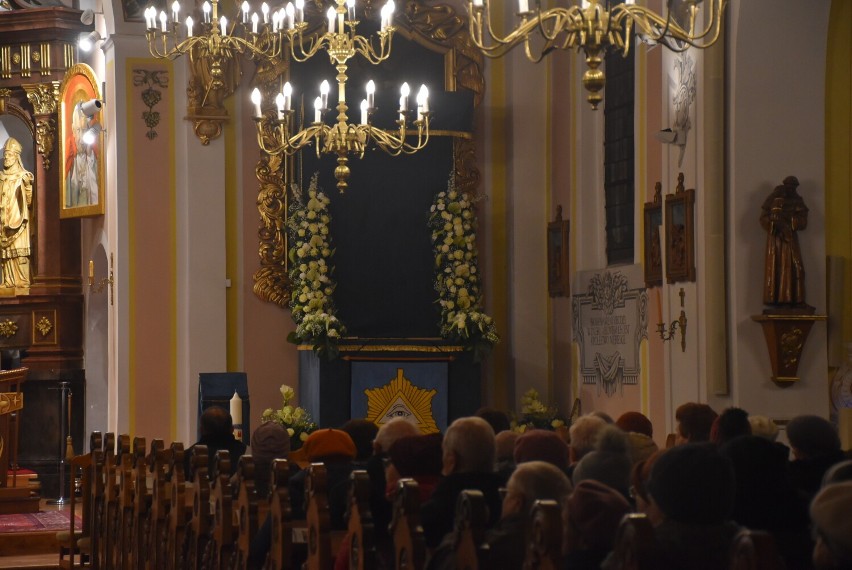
[254,118,329,156]
[286,27,331,62]
[613,0,725,51]
[367,117,431,157]
[351,29,394,64]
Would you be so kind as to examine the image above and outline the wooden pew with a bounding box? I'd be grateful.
[145,439,169,570]
[233,455,260,570]
[608,513,663,570]
[390,479,425,570]
[523,500,562,570]
[729,529,785,570]
[166,442,190,570]
[303,463,332,570]
[452,489,489,570]
[99,432,118,570]
[58,450,93,569]
[183,445,211,570]
[88,432,106,570]
[266,459,295,570]
[128,437,149,570]
[113,435,134,570]
[205,449,237,569]
[345,470,375,570]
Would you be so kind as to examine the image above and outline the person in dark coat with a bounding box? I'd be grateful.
[185,405,247,480]
[787,415,847,501]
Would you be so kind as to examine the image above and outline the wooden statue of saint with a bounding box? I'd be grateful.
[760,176,811,310]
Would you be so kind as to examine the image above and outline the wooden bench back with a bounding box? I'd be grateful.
[267,459,295,570]
[453,489,489,570]
[729,529,785,570]
[346,470,375,570]
[391,479,425,570]
[304,463,332,570]
[523,499,562,570]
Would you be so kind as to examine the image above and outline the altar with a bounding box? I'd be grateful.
[0,367,37,514]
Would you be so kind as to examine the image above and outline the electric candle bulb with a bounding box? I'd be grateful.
[241,1,249,23]
[171,0,180,23]
[262,2,269,23]
[251,12,259,33]
[251,87,262,118]
[220,15,228,35]
[286,3,295,28]
[295,0,304,23]
[186,15,193,36]
[385,0,394,26]
[314,96,322,123]
[518,0,528,13]
[275,93,285,119]
[326,7,335,33]
[283,82,292,111]
[399,81,409,112]
[473,0,483,7]
[203,1,211,23]
[360,99,368,125]
[320,80,330,109]
[417,84,429,115]
[366,79,375,109]
[582,0,590,8]
[346,0,355,21]
[159,10,167,31]
[272,11,279,32]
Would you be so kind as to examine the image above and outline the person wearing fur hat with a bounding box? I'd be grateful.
[646,443,741,570]
[248,421,291,499]
[810,482,852,569]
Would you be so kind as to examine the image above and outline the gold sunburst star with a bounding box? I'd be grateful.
[364,369,439,434]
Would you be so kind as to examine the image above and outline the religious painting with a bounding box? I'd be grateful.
[548,206,570,297]
[665,175,695,283]
[643,183,663,288]
[59,64,105,218]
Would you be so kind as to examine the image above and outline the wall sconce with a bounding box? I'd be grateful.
[78,99,102,117]
[89,254,114,306]
[82,124,104,145]
[657,287,687,352]
[78,31,104,52]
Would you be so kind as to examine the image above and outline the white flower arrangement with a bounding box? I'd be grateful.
[429,174,499,358]
[261,384,317,446]
[511,389,566,433]
[286,173,346,359]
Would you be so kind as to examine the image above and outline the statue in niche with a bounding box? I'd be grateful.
[760,175,810,310]
[0,137,33,290]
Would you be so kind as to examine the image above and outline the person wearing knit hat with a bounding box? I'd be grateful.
[249,421,291,498]
[572,426,632,499]
[647,444,740,570]
[810,482,852,569]
[386,433,443,501]
[513,429,570,472]
[563,479,631,567]
[616,411,654,438]
[290,428,356,463]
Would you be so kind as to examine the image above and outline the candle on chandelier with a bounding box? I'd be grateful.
[220,15,228,35]
[346,0,355,21]
[202,1,211,23]
[320,80,330,110]
[286,3,295,29]
[399,82,410,114]
[417,84,429,116]
[326,7,335,34]
[251,12,259,34]
[295,0,304,24]
[241,1,249,23]
[272,11,279,32]
[144,7,152,29]
[275,93,285,120]
[518,0,528,12]
[283,82,292,111]
[159,10,167,32]
[314,97,323,123]
[186,15,193,36]
[360,99,368,125]
[262,2,270,23]
[251,88,263,118]
[171,0,180,23]
[366,80,375,109]
[472,0,483,7]
[386,0,395,26]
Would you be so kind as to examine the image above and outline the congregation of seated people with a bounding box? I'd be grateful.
[69,402,852,570]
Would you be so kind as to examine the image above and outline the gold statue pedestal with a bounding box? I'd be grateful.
[752,308,826,387]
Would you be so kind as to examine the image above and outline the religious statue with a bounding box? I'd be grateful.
[760,176,808,308]
[0,138,33,290]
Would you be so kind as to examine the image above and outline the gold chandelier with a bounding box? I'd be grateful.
[250,0,431,192]
[469,0,725,109]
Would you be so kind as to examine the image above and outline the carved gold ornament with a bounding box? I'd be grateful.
[23,82,60,171]
[36,316,53,337]
[0,320,18,338]
[780,328,804,369]
[364,368,439,433]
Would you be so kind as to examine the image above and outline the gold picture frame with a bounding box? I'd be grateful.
[59,64,105,218]
[548,206,570,297]
[643,182,663,288]
[664,175,696,283]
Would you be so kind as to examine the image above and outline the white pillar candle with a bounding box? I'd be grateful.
[314,97,323,123]
[251,87,262,117]
[230,392,243,441]
[360,99,368,125]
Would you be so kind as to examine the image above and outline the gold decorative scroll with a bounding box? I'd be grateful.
[0,392,23,416]
[0,320,18,338]
[252,149,290,308]
[22,82,60,170]
[36,316,52,337]
[184,43,242,145]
